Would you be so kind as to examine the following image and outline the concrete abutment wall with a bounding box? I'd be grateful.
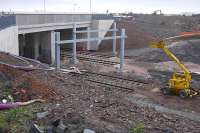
[89,20,114,50]
[0,26,19,55]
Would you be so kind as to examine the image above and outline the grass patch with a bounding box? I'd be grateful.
[130,122,145,133]
[0,107,33,132]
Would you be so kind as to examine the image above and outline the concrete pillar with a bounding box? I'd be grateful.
[20,34,26,56]
[34,33,40,59]
[40,31,52,64]
[51,31,56,64]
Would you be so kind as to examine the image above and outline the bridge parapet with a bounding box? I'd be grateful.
[15,14,92,26]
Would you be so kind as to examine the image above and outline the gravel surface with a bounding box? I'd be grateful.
[33,70,200,133]
[0,57,200,132]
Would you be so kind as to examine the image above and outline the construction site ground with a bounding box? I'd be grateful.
[1,16,200,133]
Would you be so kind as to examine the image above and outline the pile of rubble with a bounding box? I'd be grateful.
[31,112,95,133]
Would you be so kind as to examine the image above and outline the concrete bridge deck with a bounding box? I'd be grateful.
[0,13,114,64]
[18,21,91,34]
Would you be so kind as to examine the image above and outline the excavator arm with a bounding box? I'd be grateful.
[150,40,191,80]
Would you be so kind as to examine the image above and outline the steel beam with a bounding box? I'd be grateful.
[113,22,117,55]
[73,23,78,64]
[120,29,126,72]
[75,29,118,34]
[58,36,126,44]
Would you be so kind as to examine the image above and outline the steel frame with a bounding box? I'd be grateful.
[54,22,127,72]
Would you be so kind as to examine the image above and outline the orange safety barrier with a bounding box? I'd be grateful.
[180,31,200,35]
[164,31,200,42]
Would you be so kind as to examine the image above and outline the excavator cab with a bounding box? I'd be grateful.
[170,72,191,90]
[150,41,198,98]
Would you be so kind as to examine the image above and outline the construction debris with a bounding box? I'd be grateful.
[36,111,49,119]
[61,67,82,74]
[0,99,44,110]
[83,129,95,133]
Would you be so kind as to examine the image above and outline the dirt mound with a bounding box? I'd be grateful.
[133,14,199,35]
[0,64,60,102]
[99,15,200,52]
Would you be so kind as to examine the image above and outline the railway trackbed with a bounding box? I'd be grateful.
[70,71,149,91]
[61,51,119,66]
[75,56,119,65]
[77,51,115,58]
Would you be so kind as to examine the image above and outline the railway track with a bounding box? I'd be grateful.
[77,51,115,58]
[61,51,119,65]
[70,71,148,91]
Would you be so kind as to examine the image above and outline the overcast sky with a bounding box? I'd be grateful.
[0,0,200,14]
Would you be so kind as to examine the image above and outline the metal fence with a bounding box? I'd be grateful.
[54,22,127,72]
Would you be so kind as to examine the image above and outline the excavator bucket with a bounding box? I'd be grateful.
[150,41,165,49]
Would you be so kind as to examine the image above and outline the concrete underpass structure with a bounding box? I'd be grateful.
[0,13,114,64]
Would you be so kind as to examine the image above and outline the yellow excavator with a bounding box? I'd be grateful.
[150,40,199,98]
